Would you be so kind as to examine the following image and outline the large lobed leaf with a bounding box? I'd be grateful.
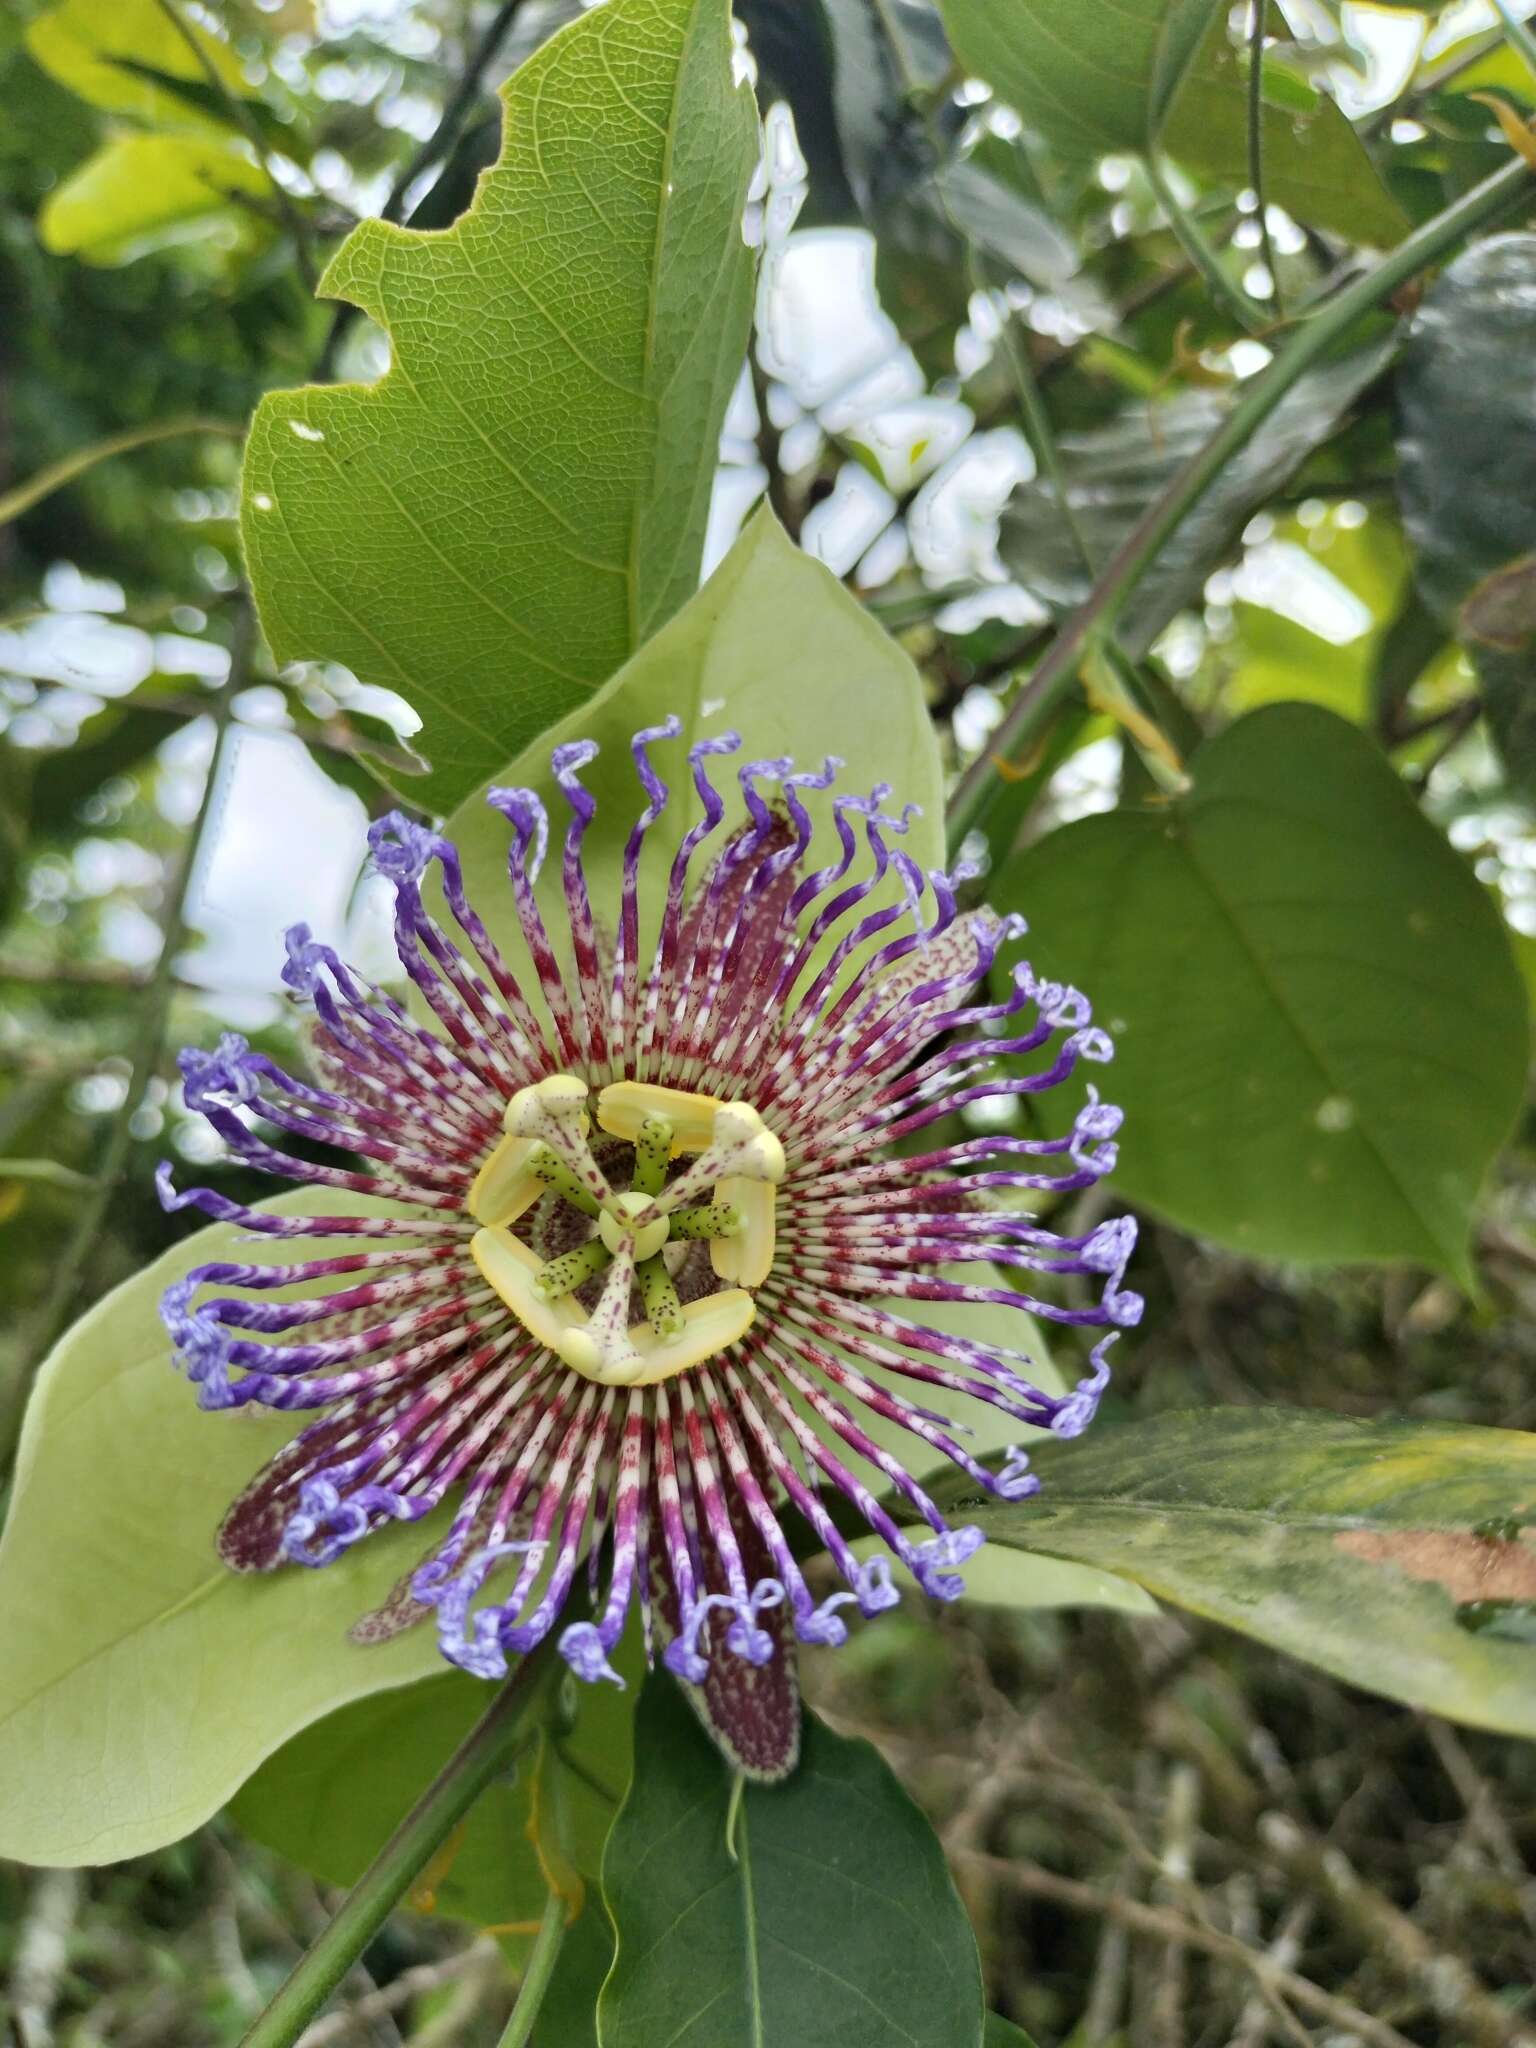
[598,1675,985,2048]
[241,0,759,814]
[0,1192,452,1867]
[996,703,1528,1284]
[925,1407,1536,1739]
[939,0,1404,246]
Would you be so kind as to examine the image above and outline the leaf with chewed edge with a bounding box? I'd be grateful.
[241,0,759,815]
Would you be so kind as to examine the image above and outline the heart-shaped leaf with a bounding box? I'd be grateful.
[241,0,759,814]
[995,703,1528,1284]
[440,506,948,960]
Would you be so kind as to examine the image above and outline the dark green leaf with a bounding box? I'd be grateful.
[995,704,1527,1282]
[984,2019,1040,2047]
[242,0,759,814]
[598,1676,985,2048]
[1398,232,1536,790]
[1000,344,1393,655]
[924,1408,1536,1739]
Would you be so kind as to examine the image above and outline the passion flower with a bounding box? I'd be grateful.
[161,721,1137,1768]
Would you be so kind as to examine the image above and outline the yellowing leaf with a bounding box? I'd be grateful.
[38,132,269,262]
[27,0,247,129]
[929,1409,1536,1738]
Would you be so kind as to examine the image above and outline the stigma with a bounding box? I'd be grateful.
[467,1074,784,1387]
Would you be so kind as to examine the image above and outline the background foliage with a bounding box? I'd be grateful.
[5,0,1536,2041]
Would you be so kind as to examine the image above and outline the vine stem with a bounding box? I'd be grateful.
[5,605,249,1458]
[239,1638,560,2048]
[944,151,1536,853]
[495,1889,568,2048]
[1144,151,1268,333]
[1247,0,1284,316]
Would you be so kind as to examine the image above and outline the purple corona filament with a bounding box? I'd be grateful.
[160,727,1140,1701]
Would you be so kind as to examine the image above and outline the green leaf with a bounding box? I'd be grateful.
[598,1675,985,2048]
[1398,233,1536,792]
[26,0,248,129]
[995,703,1527,1283]
[441,506,947,960]
[232,1635,638,1929]
[38,133,270,263]
[241,0,758,815]
[938,0,1405,245]
[0,1191,454,1868]
[999,345,1394,657]
[925,1408,1536,1740]
[984,2019,1040,2048]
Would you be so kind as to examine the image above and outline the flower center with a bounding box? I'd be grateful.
[466,1075,784,1388]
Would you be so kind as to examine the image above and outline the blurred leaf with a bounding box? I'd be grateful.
[27,0,248,129]
[1399,232,1536,790]
[996,703,1527,1283]
[927,1408,1536,1739]
[940,0,1405,243]
[1000,343,1395,655]
[0,1191,452,1868]
[1216,508,1414,723]
[241,0,759,815]
[232,1633,638,1928]
[935,149,1080,288]
[598,1676,985,2047]
[985,2020,1040,2047]
[39,133,271,263]
[441,507,946,969]
[820,0,954,218]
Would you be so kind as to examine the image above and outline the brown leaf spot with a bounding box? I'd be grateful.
[1336,1527,1536,1602]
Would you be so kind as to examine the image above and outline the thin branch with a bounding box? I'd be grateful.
[955,1849,1420,2048]
[148,0,319,293]
[293,1940,502,2048]
[239,1634,562,2048]
[494,1891,567,2048]
[0,419,242,529]
[317,0,530,376]
[1246,0,1284,316]
[1145,152,1268,334]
